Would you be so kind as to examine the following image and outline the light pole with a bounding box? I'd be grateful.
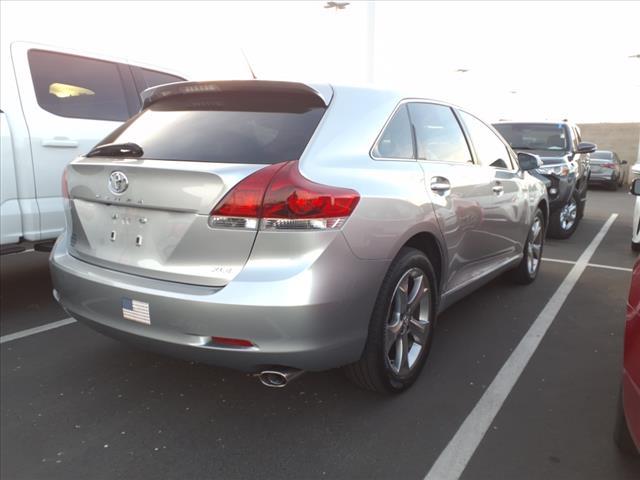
[365,1,375,83]
[324,2,350,12]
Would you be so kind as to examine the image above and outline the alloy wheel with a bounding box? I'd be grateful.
[527,216,543,275]
[385,268,431,376]
[559,198,577,231]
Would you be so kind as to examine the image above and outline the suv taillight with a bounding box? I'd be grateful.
[209,161,359,230]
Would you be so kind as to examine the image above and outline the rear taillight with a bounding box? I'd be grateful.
[209,161,359,231]
[62,167,70,199]
[209,162,285,229]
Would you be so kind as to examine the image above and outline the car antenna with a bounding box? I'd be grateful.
[241,48,258,80]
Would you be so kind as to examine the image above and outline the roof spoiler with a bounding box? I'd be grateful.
[140,80,332,110]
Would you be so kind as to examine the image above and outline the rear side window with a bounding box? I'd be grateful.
[28,49,130,122]
[460,111,513,169]
[98,92,325,164]
[372,105,414,159]
[408,103,471,163]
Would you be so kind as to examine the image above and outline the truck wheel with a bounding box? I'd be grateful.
[344,247,437,393]
[548,194,580,239]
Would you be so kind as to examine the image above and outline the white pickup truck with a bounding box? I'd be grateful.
[1,42,186,253]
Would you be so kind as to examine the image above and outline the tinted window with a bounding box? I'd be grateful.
[28,49,130,122]
[493,123,569,152]
[97,92,325,164]
[372,105,414,159]
[461,112,512,169]
[140,68,185,89]
[408,103,471,163]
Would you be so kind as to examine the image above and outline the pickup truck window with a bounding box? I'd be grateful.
[28,49,130,122]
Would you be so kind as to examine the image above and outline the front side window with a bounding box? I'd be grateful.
[460,112,513,169]
[408,103,471,163]
[372,105,414,159]
[28,49,130,122]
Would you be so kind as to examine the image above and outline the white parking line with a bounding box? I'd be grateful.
[587,262,633,273]
[544,258,576,265]
[0,318,76,345]
[424,213,618,480]
[545,257,633,272]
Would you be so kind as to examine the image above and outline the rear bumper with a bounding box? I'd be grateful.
[588,172,616,183]
[50,233,389,372]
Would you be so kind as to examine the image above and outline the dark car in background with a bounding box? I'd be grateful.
[589,150,628,190]
[494,121,596,239]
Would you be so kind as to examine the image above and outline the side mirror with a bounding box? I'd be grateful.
[630,178,640,196]
[576,142,597,154]
[517,152,543,171]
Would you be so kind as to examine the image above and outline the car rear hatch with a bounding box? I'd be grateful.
[65,81,330,287]
[589,158,614,173]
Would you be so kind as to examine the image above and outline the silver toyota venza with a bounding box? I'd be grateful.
[50,80,548,393]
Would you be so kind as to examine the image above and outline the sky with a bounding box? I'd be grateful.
[2,0,639,123]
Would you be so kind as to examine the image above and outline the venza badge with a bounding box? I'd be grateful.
[108,171,129,195]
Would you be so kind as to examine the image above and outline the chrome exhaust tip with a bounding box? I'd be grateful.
[258,368,304,388]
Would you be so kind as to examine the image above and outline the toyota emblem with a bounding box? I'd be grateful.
[108,171,129,195]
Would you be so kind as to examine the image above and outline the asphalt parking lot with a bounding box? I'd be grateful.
[1,188,639,480]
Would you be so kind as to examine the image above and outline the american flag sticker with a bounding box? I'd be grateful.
[122,298,151,324]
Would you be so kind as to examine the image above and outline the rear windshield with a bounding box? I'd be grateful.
[590,151,612,159]
[96,92,326,164]
[494,123,569,152]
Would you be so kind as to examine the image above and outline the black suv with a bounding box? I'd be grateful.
[493,121,596,239]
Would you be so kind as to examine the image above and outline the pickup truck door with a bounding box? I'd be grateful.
[0,112,23,244]
[11,43,142,241]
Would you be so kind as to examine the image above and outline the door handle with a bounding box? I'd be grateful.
[430,177,451,193]
[42,137,79,148]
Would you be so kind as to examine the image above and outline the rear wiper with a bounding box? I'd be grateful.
[86,142,143,158]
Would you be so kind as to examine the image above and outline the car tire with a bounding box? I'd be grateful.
[344,247,437,393]
[608,180,619,191]
[614,386,639,455]
[548,194,580,239]
[632,241,640,253]
[511,208,545,285]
